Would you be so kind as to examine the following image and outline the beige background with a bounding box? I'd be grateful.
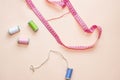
[0,0,120,80]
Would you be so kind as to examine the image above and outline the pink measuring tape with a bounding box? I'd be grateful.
[25,0,102,50]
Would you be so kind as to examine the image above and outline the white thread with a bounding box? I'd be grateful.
[30,50,69,72]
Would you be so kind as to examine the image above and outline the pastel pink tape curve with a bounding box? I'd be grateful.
[25,0,102,50]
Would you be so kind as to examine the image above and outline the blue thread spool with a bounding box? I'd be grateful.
[65,68,73,80]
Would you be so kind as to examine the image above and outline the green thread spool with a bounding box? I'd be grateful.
[28,20,39,32]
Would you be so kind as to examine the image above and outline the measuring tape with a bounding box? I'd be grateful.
[25,0,102,50]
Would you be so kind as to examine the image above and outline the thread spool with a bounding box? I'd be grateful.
[18,38,30,45]
[28,20,39,32]
[8,26,20,35]
[65,68,73,80]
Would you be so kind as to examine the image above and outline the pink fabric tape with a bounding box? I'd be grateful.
[25,0,102,50]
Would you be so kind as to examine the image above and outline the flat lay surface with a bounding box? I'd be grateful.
[0,0,120,80]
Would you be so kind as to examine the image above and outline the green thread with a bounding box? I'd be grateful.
[28,20,39,32]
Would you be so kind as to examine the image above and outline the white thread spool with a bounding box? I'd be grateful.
[8,26,20,35]
[18,38,30,45]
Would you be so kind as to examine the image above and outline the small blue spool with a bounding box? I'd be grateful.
[65,68,73,80]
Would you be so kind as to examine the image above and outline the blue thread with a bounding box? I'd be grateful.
[65,68,73,80]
